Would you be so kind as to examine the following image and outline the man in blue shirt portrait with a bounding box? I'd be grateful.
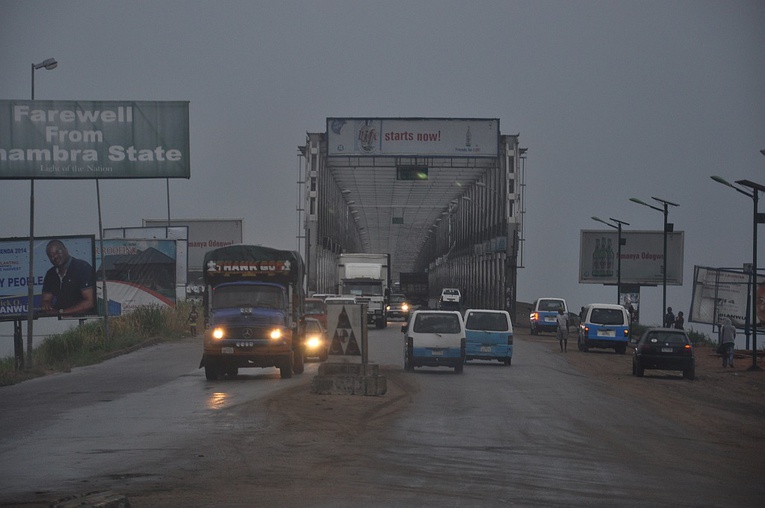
[41,239,95,316]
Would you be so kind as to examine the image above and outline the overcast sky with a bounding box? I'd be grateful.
[1,0,764,342]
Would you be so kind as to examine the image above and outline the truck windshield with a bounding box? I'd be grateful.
[213,285,284,310]
[344,282,382,296]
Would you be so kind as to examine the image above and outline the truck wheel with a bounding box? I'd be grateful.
[280,362,293,379]
[293,349,304,374]
[454,361,464,374]
[204,364,219,381]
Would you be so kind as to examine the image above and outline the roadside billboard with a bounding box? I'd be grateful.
[0,235,96,321]
[103,226,189,304]
[96,238,178,316]
[689,266,765,329]
[327,118,499,157]
[0,100,190,179]
[579,230,684,285]
[142,219,242,283]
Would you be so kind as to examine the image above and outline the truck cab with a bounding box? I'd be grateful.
[199,245,305,380]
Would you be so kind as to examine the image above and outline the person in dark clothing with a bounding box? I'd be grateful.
[674,311,684,329]
[41,239,95,316]
[663,307,675,328]
[187,305,199,335]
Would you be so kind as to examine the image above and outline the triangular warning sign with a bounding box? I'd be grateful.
[344,329,360,356]
[336,306,352,328]
[329,328,347,355]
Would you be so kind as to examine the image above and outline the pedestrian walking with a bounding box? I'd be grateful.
[718,318,736,368]
[664,307,675,328]
[187,305,199,336]
[674,311,684,330]
[556,308,569,352]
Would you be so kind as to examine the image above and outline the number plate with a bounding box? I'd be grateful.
[597,330,615,337]
[661,347,673,353]
[221,347,234,354]
[545,317,555,322]
[431,350,444,356]
[480,346,492,352]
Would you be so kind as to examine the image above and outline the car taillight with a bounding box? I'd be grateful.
[623,328,629,337]
[507,335,513,345]
[530,312,539,321]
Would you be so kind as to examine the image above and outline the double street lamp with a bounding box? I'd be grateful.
[630,196,679,324]
[711,175,765,371]
[591,216,629,304]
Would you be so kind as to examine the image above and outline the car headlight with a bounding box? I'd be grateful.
[269,328,282,340]
[212,327,225,340]
[402,303,409,311]
[306,336,322,349]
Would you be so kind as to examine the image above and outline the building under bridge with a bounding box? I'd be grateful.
[297,118,526,315]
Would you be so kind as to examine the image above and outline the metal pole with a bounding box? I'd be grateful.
[751,190,759,370]
[96,179,110,344]
[166,178,171,227]
[617,222,622,304]
[662,204,668,325]
[26,63,36,370]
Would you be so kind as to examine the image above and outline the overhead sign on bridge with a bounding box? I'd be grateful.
[327,117,499,157]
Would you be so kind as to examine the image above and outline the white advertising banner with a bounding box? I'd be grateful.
[327,118,499,157]
[689,266,765,329]
[579,230,684,285]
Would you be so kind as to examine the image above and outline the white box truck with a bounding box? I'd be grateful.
[337,253,390,328]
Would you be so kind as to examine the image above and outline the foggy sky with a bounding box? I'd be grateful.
[1,0,764,349]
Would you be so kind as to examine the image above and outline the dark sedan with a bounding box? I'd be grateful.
[632,328,695,380]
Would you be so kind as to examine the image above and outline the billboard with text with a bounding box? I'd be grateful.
[0,100,190,179]
[0,235,96,321]
[327,118,499,157]
[579,230,684,285]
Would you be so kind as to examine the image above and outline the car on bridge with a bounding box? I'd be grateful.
[464,309,513,365]
[402,310,466,373]
[386,293,411,321]
[300,317,329,362]
[438,288,462,310]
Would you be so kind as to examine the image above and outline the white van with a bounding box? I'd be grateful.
[402,310,466,373]
[578,303,631,354]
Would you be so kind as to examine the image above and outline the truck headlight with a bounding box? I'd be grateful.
[401,303,409,311]
[212,327,225,340]
[269,328,282,340]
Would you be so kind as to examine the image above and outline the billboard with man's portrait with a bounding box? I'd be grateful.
[0,235,97,321]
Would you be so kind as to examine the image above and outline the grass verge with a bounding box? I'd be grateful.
[0,301,195,387]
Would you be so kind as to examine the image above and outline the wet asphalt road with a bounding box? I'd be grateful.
[0,326,761,506]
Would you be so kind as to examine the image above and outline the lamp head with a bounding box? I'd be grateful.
[34,58,58,70]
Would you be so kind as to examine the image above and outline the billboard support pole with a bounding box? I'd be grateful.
[96,179,109,343]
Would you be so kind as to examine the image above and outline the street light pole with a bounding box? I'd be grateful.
[630,196,679,324]
[591,216,629,304]
[711,175,765,371]
[26,58,58,369]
